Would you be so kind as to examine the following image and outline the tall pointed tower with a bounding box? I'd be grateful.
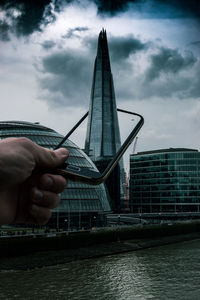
[85,29,125,212]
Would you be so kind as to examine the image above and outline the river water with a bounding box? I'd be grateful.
[0,239,200,300]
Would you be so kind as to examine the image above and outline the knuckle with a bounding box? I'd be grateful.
[57,176,67,190]
[17,137,37,153]
[40,174,66,192]
[47,192,61,209]
[30,205,52,225]
[17,137,33,146]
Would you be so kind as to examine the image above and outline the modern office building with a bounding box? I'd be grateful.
[85,29,125,212]
[0,121,111,228]
[130,148,200,213]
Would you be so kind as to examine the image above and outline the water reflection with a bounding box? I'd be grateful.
[1,239,200,299]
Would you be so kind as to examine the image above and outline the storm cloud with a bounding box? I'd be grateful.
[109,35,149,62]
[38,49,93,106]
[146,48,197,81]
[141,67,200,100]
[94,0,200,17]
[110,43,199,101]
[0,20,10,41]
[0,0,199,40]
[0,0,54,38]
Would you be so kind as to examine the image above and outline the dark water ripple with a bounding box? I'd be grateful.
[1,239,200,300]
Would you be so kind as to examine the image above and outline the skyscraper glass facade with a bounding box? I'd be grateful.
[130,148,200,213]
[0,121,111,228]
[84,29,125,211]
[85,30,121,159]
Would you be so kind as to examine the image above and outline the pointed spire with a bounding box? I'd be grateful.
[85,29,121,160]
[96,29,111,73]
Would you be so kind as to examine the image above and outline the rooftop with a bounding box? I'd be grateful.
[132,148,199,156]
[0,121,55,132]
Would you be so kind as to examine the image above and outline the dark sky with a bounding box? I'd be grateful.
[0,0,199,39]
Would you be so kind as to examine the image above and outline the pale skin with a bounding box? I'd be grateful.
[0,137,69,225]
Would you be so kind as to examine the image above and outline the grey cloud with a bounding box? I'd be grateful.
[2,0,54,37]
[0,0,55,38]
[142,62,200,100]
[115,66,200,102]
[94,0,200,18]
[62,27,89,39]
[94,0,131,15]
[84,34,149,62]
[38,50,93,106]
[159,0,200,18]
[41,40,56,50]
[112,46,199,101]
[190,41,200,47]
[146,48,197,81]
[109,36,150,62]
[0,20,10,41]
[140,76,192,99]
[0,0,199,40]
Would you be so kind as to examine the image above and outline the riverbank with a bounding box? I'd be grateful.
[1,232,200,271]
[1,221,200,270]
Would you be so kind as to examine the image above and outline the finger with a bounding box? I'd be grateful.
[28,204,52,225]
[33,145,69,169]
[39,174,67,193]
[31,187,61,209]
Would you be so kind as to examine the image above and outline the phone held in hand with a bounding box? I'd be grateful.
[54,108,144,185]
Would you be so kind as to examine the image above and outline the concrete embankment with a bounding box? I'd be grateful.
[1,221,200,270]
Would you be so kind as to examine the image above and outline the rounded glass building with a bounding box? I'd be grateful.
[0,121,111,228]
[130,148,200,213]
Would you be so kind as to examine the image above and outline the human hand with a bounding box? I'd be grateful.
[0,137,69,225]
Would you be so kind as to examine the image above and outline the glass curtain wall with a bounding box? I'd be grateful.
[130,148,200,213]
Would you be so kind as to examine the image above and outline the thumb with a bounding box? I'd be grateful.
[34,146,69,169]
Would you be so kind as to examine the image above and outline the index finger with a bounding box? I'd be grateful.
[39,173,67,193]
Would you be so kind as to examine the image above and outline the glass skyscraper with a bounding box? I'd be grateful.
[85,29,125,212]
[130,148,200,213]
[0,121,111,228]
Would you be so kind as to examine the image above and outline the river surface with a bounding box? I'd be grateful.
[0,239,200,300]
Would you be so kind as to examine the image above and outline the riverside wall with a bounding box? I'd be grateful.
[1,221,200,260]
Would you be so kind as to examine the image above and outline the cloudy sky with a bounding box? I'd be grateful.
[0,0,200,169]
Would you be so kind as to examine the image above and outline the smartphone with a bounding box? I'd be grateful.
[54,108,144,185]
